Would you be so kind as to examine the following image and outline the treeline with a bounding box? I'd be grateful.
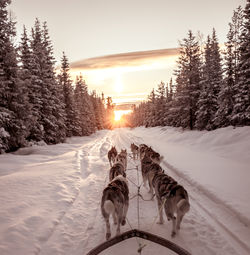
[130,2,250,130]
[0,0,109,153]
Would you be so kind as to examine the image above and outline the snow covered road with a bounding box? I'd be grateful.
[0,127,250,255]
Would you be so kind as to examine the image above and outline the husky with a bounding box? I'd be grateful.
[140,148,153,187]
[153,173,190,237]
[141,146,163,187]
[117,149,127,170]
[109,161,126,181]
[101,175,129,240]
[147,163,164,195]
[108,146,118,167]
[139,144,148,161]
[130,143,139,160]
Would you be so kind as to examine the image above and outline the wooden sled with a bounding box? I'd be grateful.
[86,229,191,255]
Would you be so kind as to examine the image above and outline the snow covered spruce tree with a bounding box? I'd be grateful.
[0,0,31,152]
[90,90,105,130]
[146,88,157,127]
[42,22,66,142]
[19,25,45,141]
[155,81,167,126]
[196,29,223,130]
[162,78,175,125]
[58,52,81,136]
[173,30,202,129]
[231,0,250,126]
[214,7,244,127]
[30,19,66,144]
[74,74,96,135]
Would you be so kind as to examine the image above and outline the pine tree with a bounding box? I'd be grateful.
[155,81,166,126]
[168,78,174,102]
[164,78,175,126]
[147,88,157,127]
[59,52,80,136]
[231,6,244,85]
[91,90,105,130]
[0,0,31,152]
[231,0,250,125]
[74,74,95,135]
[174,30,202,129]
[196,30,223,130]
[19,25,43,141]
[215,29,236,127]
[41,22,66,143]
[30,19,66,144]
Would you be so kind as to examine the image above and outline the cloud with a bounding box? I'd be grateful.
[70,48,180,70]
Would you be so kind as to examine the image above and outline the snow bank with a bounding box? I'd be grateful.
[132,126,250,225]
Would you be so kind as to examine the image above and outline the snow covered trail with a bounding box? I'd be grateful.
[0,127,250,255]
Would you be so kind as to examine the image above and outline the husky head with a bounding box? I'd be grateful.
[120,149,127,156]
[111,146,117,154]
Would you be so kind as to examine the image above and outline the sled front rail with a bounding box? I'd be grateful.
[86,229,191,255]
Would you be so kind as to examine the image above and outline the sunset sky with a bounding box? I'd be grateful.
[10,0,246,106]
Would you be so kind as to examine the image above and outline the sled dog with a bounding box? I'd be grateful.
[108,146,118,167]
[147,163,164,195]
[141,146,163,187]
[139,144,148,160]
[153,173,190,237]
[101,175,129,240]
[116,149,127,170]
[130,143,139,160]
[109,161,126,181]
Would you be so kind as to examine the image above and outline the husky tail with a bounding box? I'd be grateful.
[104,200,115,215]
[177,199,190,214]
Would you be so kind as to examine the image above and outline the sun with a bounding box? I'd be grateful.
[114,110,132,122]
[114,110,124,121]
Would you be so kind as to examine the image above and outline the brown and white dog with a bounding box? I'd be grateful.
[108,146,118,167]
[101,175,129,240]
[130,143,139,160]
[153,172,190,237]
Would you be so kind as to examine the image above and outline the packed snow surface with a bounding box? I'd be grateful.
[0,126,250,255]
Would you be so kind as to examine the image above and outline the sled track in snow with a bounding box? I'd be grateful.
[162,160,250,255]
[37,135,111,255]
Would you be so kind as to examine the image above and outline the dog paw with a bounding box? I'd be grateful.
[106,233,111,240]
[171,231,176,238]
[121,219,126,225]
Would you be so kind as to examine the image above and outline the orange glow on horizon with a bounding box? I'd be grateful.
[114,110,132,122]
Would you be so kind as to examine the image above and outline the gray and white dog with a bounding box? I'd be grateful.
[140,146,163,188]
[101,175,129,240]
[153,172,190,237]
